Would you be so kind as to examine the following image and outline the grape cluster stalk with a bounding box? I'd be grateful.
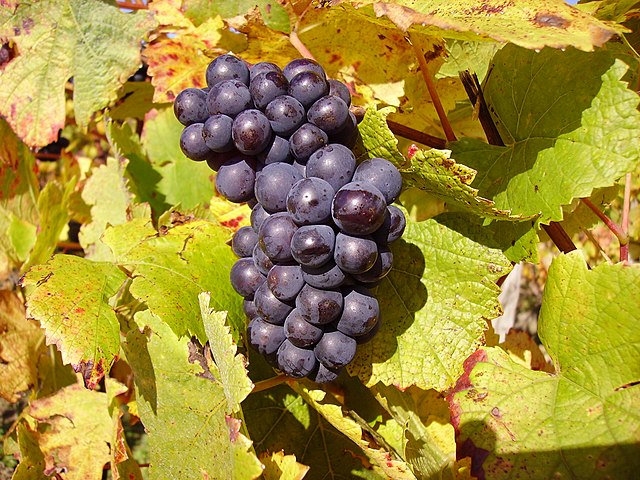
[174,54,406,383]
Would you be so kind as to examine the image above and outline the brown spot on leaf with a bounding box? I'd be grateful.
[22,17,34,34]
[469,1,514,15]
[534,12,570,29]
[490,406,501,418]
[423,43,445,63]
[226,415,241,442]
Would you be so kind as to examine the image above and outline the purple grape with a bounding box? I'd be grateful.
[314,330,357,369]
[353,246,392,283]
[308,363,342,383]
[230,257,266,298]
[250,71,289,110]
[289,123,328,161]
[301,261,348,289]
[267,264,305,302]
[202,114,234,152]
[207,80,253,117]
[284,309,324,348]
[288,71,329,109]
[290,225,335,268]
[276,339,317,378]
[254,280,294,325]
[283,58,326,82]
[307,95,350,135]
[232,226,259,258]
[328,79,351,107]
[252,243,274,276]
[265,95,306,137]
[336,286,379,337]
[206,150,238,172]
[330,111,359,147]
[334,232,378,274]
[215,155,257,203]
[180,123,212,161]
[254,163,302,213]
[372,205,406,244]
[257,135,292,164]
[174,88,209,126]
[250,61,282,81]
[258,212,298,263]
[352,158,403,204]
[296,284,343,325]
[206,54,250,87]
[331,181,387,235]
[286,177,335,226]
[232,109,272,155]
[248,317,286,356]
[355,318,381,344]
[243,298,259,320]
[250,204,271,232]
[306,144,356,192]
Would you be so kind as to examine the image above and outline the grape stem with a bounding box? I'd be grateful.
[289,31,316,60]
[622,172,632,263]
[251,374,291,394]
[582,197,629,263]
[115,0,148,10]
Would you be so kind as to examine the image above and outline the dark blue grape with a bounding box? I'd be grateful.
[286,177,335,226]
[336,286,379,337]
[288,71,329,109]
[257,136,292,164]
[265,95,306,137]
[353,246,392,283]
[254,163,302,212]
[267,264,304,302]
[328,79,351,107]
[258,212,298,263]
[252,243,274,276]
[243,298,259,320]
[352,158,402,204]
[180,123,212,161]
[308,363,342,383]
[290,225,335,268]
[215,155,257,203]
[301,261,348,289]
[250,71,289,110]
[276,339,317,378]
[296,284,343,325]
[283,58,326,81]
[230,257,265,297]
[207,80,253,117]
[334,232,378,274]
[206,54,250,87]
[202,114,234,152]
[247,317,286,356]
[284,309,324,348]
[314,330,357,369]
[372,205,406,244]
[232,109,272,155]
[307,95,350,135]
[306,144,356,192]
[331,181,387,235]
[289,123,328,161]
[232,226,259,258]
[254,280,294,325]
[250,61,282,81]
[250,204,271,232]
[174,88,209,126]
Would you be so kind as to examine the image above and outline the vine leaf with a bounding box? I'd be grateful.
[0,290,45,402]
[200,292,253,414]
[348,211,511,392]
[0,0,155,147]
[106,378,143,480]
[449,252,640,478]
[259,450,309,480]
[450,46,640,224]
[123,310,263,479]
[22,255,127,389]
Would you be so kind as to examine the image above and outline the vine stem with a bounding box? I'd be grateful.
[541,222,577,254]
[289,31,315,60]
[582,197,629,262]
[621,172,632,262]
[410,36,456,142]
[116,0,148,10]
[251,374,290,394]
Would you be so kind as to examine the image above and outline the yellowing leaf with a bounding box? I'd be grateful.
[0,0,156,147]
[260,450,310,480]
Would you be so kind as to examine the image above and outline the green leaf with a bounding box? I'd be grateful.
[0,0,156,147]
[344,0,621,51]
[124,310,262,479]
[183,0,291,32]
[451,46,640,224]
[348,212,511,391]
[12,423,47,480]
[110,81,163,121]
[260,450,309,480]
[359,107,532,221]
[436,40,502,82]
[22,255,127,389]
[450,252,640,478]
[200,292,253,414]
[103,219,244,342]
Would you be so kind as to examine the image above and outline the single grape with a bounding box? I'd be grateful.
[254,280,294,325]
[276,339,317,378]
[306,144,356,192]
[257,135,292,164]
[372,205,406,244]
[232,109,272,155]
[252,243,274,276]
[353,246,392,283]
[230,257,266,298]
[301,261,348,289]
[331,181,387,235]
[334,232,378,274]
[307,95,350,135]
[207,80,253,117]
[328,79,351,107]
[250,204,271,232]
[243,298,259,320]
[336,286,379,337]
[206,54,250,87]
[265,95,306,137]
[286,177,335,226]
[283,58,326,81]
[206,150,238,172]
[267,264,305,302]
[258,212,298,263]
[215,155,257,203]
[307,363,342,383]
[289,123,328,161]
[247,317,286,356]
[296,284,343,325]
[314,330,357,369]
[352,158,402,204]
[292,159,307,177]
[284,309,324,348]
[174,88,209,126]
[330,111,359,148]
[202,114,234,152]
[254,163,302,212]
[288,71,329,109]
[232,226,259,258]
[355,316,380,344]
[250,71,289,110]
[180,123,212,161]
[250,61,282,81]
[290,225,335,268]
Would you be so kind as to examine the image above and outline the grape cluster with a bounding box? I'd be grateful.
[174,54,405,383]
